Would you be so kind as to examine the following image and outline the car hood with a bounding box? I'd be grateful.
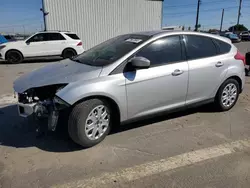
[4,40,25,46]
[13,59,102,93]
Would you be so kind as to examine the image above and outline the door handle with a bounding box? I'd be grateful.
[172,69,184,76]
[215,61,224,67]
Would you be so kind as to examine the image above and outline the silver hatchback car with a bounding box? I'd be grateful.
[14,31,246,147]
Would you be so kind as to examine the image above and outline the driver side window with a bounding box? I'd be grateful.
[135,35,184,67]
[27,33,47,43]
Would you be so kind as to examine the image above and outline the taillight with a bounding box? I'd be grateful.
[234,50,246,65]
[77,42,82,46]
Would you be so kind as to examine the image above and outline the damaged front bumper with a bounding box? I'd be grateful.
[17,95,70,131]
[17,102,37,117]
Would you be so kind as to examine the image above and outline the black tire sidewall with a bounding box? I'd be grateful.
[63,49,76,59]
[68,99,111,148]
[216,79,240,111]
[6,51,23,64]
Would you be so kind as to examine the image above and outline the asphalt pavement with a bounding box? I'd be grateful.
[0,42,250,188]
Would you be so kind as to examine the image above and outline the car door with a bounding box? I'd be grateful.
[45,33,67,56]
[184,35,229,105]
[125,35,189,119]
[23,33,49,57]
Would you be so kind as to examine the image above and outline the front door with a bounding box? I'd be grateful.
[125,35,189,119]
[23,33,48,57]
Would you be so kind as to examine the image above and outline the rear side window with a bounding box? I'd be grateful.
[212,39,231,55]
[47,33,65,41]
[185,35,217,60]
[65,33,80,40]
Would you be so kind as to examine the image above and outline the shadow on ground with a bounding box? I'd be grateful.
[0,104,81,153]
[0,103,218,152]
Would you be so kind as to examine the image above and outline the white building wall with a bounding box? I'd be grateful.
[43,0,163,49]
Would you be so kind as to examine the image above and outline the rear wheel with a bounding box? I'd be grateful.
[62,49,77,59]
[6,50,23,64]
[68,99,111,148]
[215,79,240,111]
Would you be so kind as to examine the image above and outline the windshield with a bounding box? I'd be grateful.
[73,34,150,66]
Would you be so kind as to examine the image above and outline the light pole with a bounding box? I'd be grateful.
[40,0,49,31]
[195,0,201,31]
[237,0,242,25]
[220,9,224,32]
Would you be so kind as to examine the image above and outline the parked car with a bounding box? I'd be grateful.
[210,31,220,35]
[240,31,250,41]
[0,34,8,44]
[13,31,246,148]
[245,52,250,76]
[3,35,16,42]
[0,31,84,63]
[222,32,241,43]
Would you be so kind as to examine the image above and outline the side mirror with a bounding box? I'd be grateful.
[130,56,150,69]
[26,41,30,45]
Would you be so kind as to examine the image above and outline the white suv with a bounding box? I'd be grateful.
[0,31,85,63]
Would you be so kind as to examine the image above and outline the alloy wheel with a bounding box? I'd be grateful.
[221,83,238,108]
[85,105,110,140]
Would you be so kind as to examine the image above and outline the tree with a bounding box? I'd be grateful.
[208,29,219,33]
[228,24,248,32]
[182,26,185,31]
[188,26,191,31]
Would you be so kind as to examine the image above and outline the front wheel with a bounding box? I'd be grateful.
[6,50,23,64]
[68,99,111,148]
[215,79,240,111]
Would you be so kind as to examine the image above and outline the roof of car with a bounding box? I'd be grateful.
[132,30,209,37]
[37,30,76,34]
[131,30,232,44]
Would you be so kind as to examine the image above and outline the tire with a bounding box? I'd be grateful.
[68,99,112,148]
[62,49,77,59]
[246,69,250,77]
[6,50,23,64]
[215,78,240,111]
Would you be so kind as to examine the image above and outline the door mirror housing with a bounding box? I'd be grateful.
[130,56,150,69]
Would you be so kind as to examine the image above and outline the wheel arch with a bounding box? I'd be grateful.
[61,47,77,56]
[73,95,121,124]
[227,75,242,93]
[5,49,24,60]
[217,75,243,96]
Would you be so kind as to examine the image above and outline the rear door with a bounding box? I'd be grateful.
[45,33,67,56]
[184,35,229,104]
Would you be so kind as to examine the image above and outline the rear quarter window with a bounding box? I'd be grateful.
[66,33,80,40]
[212,39,231,55]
